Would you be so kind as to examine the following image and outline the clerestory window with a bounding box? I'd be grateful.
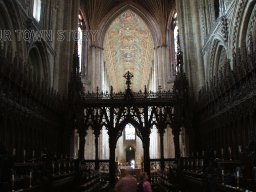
[33,0,41,22]
[125,124,136,140]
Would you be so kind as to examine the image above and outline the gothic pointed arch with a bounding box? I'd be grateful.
[231,0,256,51]
[103,9,155,92]
[28,41,50,85]
[208,38,229,80]
[116,117,143,142]
[96,3,161,47]
[240,2,256,52]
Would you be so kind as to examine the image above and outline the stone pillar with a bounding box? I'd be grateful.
[108,107,116,187]
[78,130,86,160]
[176,0,205,93]
[143,106,151,174]
[154,45,170,90]
[94,132,100,170]
[109,137,116,187]
[173,127,181,159]
[143,135,150,175]
[89,45,103,91]
[159,129,165,171]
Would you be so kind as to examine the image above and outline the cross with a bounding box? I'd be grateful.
[123,71,133,90]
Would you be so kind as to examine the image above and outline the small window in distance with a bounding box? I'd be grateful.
[33,0,41,22]
[125,124,136,140]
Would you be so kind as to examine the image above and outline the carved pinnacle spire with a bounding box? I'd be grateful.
[123,71,134,90]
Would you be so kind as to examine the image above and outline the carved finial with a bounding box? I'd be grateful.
[123,71,134,90]
[144,85,147,97]
[96,86,99,98]
[123,71,134,99]
[110,86,113,98]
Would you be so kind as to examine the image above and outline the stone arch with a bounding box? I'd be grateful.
[103,9,155,92]
[28,41,50,85]
[28,46,42,83]
[245,3,256,52]
[230,0,256,51]
[208,38,228,80]
[237,1,256,49]
[116,117,143,142]
[252,23,256,50]
[96,2,161,47]
[125,145,136,163]
[213,44,228,75]
[78,9,90,34]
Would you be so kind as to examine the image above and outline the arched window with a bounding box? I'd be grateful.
[33,0,41,22]
[78,27,82,73]
[125,124,136,140]
[78,12,89,76]
[173,13,178,54]
[169,12,178,78]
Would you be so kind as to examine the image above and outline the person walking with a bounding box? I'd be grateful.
[137,172,152,192]
[115,170,137,192]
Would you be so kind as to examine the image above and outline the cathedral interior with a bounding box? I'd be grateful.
[1,0,256,191]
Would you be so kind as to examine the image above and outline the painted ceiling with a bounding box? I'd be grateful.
[104,10,154,92]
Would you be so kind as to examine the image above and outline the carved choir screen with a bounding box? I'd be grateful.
[71,68,188,186]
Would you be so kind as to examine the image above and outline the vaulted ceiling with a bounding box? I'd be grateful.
[80,0,176,92]
[81,0,175,43]
[104,10,154,92]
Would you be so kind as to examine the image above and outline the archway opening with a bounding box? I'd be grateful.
[116,123,143,169]
[214,45,228,76]
[28,47,42,83]
[116,122,143,180]
[126,146,135,166]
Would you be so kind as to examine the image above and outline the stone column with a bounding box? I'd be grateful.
[78,130,86,160]
[142,105,151,174]
[173,127,181,159]
[143,135,150,175]
[89,45,103,91]
[94,131,100,170]
[159,129,165,171]
[109,137,116,187]
[176,0,205,95]
[108,107,116,187]
[154,45,170,90]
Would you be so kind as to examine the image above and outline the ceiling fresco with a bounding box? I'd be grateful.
[104,10,154,92]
